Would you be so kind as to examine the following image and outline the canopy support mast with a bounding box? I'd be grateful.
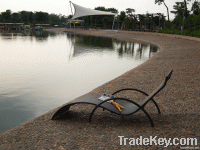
[112,15,115,30]
[69,1,73,15]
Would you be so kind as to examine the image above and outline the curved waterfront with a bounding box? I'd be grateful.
[0,30,159,134]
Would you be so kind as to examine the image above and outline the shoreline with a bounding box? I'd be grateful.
[1,28,199,149]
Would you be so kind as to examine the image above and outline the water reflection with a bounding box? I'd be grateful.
[0,30,51,42]
[0,31,159,134]
[66,33,159,59]
[68,34,114,48]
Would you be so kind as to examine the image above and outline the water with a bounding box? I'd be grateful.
[0,30,159,134]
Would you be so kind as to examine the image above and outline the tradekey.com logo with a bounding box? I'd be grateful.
[118,136,199,148]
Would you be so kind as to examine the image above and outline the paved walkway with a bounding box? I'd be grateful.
[0,29,199,149]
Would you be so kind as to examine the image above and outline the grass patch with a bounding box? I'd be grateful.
[158,29,200,38]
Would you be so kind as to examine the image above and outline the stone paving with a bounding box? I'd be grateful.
[0,29,199,149]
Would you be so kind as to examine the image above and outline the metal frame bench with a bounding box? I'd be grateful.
[52,70,173,127]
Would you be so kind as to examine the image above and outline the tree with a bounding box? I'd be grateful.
[60,15,67,23]
[34,11,49,24]
[20,11,30,23]
[1,10,12,22]
[49,13,60,25]
[171,2,186,16]
[67,15,73,19]
[155,0,170,28]
[0,13,2,22]
[171,2,187,29]
[191,1,200,15]
[119,11,126,24]
[125,8,135,29]
[171,1,192,31]
[12,13,20,23]
[119,11,126,29]
[126,8,135,16]
[95,6,106,11]
[183,0,192,18]
[29,12,34,23]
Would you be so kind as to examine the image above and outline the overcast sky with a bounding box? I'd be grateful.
[1,0,193,20]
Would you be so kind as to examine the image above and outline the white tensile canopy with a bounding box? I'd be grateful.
[70,2,116,19]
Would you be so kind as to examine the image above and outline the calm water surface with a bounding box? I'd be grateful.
[0,30,159,134]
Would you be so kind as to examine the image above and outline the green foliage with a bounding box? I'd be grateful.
[155,0,164,5]
[19,11,33,24]
[29,12,34,23]
[33,12,49,23]
[162,0,200,36]
[186,14,200,29]
[170,1,191,18]
[1,10,12,22]
[12,13,20,23]
[126,8,135,15]
[0,9,67,26]
[159,29,200,37]
[159,29,181,34]
[191,1,200,15]
[170,0,200,34]
[119,11,126,22]
[155,0,170,28]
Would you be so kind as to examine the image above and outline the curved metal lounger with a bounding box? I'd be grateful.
[52,70,173,127]
[51,93,141,119]
[51,93,123,120]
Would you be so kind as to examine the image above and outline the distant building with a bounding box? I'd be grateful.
[0,23,24,30]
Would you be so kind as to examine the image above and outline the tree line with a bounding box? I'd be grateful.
[156,0,200,30]
[1,0,200,33]
[155,0,200,37]
[0,10,67,26]
[70,0,200,32]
